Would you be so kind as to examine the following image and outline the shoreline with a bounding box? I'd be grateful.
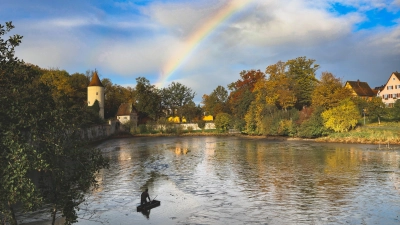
[108,132,400,147]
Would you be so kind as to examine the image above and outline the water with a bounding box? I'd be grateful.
[19,136,400,224]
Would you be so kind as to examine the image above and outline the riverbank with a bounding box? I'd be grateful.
[108,133,399,147]
[104,122,400,146]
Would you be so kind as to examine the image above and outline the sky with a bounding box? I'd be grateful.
[1,0,400,103]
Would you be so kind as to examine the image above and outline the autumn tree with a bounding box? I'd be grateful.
[322,98,360,132]
[228,70,265,129]
[265,61,296,111]
[40,69,75,106]
[311,72,351,109]
[286,56,319,109]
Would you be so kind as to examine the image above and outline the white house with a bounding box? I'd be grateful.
[116,103,138,126]
[377,71,400,107]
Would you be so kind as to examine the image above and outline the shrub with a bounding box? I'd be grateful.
[322,98,360,132]
[215,113,232,132]
[197,120,206,130]
[138,124,148,134]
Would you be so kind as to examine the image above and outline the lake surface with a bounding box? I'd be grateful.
[20,136,400,224]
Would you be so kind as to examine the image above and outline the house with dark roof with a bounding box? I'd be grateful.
[377,71,400,107]
[116,103,138,126]
[344,80,376,100]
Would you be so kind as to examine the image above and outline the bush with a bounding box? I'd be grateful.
[197,120,206,130]
[215,113,232,132]
[322,98,360,132]
[298,107,328,138]
[138,124,148,134]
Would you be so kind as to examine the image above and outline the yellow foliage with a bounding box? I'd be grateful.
[322,99,360,132]
[203,115,213,121]
[168,116,186,123]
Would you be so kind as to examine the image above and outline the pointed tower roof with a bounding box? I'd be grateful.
[88,71,103,87]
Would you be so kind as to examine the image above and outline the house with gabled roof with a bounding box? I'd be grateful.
[344,80,376,100]
[116,103,138,127]
[377,71,400,107]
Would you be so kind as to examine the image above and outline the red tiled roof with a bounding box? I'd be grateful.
[88,71,103,87]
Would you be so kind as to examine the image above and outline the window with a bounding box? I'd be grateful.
[388,86,393,90]
[96,92,98,95]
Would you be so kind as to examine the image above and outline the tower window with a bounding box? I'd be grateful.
[96,92,98,95]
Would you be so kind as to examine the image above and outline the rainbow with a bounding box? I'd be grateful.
[158,0,253,86]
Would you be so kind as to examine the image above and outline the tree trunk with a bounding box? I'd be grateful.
[8,201,17,225]
[51,206,57,225]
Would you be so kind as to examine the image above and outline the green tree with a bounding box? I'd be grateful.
[367,97,386,124]
[102,78,135,119]
[161,82,195,121]
[298,107,328,138]
[0,22,108,225]
[214,113,232,132]
[69,72,90,107]
[322,98,360,132]
[286,56,319,109]
[202,85,229,116]
[135,77,162,122]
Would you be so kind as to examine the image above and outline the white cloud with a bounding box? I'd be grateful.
[5,0,400,100]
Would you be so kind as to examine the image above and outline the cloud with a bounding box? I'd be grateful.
[3,0,400,102]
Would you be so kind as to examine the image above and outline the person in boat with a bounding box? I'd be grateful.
[141,188,151,205]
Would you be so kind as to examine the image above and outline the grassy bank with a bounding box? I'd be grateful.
[317,122,400,145]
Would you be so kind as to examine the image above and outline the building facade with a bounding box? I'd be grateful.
[116,103,138,126]
[377,72,400,107]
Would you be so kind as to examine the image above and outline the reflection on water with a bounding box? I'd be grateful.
[19,136,400,225]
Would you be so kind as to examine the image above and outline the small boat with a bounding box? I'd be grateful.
[137,200,161,211]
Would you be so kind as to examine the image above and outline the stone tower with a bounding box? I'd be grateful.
[87,71,105,119]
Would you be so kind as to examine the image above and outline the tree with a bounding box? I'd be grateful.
[69,72,90,107]
[202,85,229,116]
[161,82,195,121]
[180,101,202,123]
[135,77,162,122]
[214,113,232,132]
[228,70,265,119]
[298,107,328,138]
[0,22,108,225]
[311,72,352,109]
[102,78,136,119]
[286,56,319,109]
[264,61,297,111]
[321,98,360,132]
[368,97,386,124]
